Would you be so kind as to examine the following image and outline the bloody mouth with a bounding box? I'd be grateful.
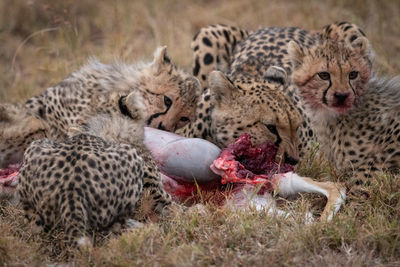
[331,104,352,113]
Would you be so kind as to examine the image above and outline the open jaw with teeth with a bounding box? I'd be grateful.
[0,130,345,220]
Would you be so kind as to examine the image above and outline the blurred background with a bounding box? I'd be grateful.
[1,0,399,102]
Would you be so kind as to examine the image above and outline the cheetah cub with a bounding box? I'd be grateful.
[289,36,400,191]
[1,46,200,171]
[25,46,201,142]
[17,90,174,246]
[288,36,372,116]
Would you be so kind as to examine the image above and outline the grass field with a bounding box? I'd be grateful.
[1,0,400,265]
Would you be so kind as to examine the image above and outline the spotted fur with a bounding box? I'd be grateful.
[185,22,397,192]
[176,67,301,165]
[290,51,400,191]
[192,24,249,90]
[0,103,47,168]
[18,90,174,246]
[25,46,201,142]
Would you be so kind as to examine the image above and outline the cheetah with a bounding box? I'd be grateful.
[176,66,301,165]
[0,103,47,168]
[289,41,400,189]
[18,90,174,246]
[192,22,370,90]
[25,46,201,142]
[187,22,396,193]
[181,22,370,160]
[1,46,200,167]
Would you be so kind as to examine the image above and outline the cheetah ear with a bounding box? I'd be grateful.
[264,66,288,86]
[124,91,147,121]
[208,71,237,106]
[183,76,202,104]
[288,41,305,69]
[350,36,372,57]
[153,46,171,67]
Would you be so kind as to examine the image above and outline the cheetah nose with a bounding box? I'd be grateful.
[284,153,299,166]
[334,92,350,105]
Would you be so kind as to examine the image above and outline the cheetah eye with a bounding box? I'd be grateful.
[317,72,330,80]
[349,71,359,80]
[180,116,190,122]
[265,124,278,134]
[164,96,172,107]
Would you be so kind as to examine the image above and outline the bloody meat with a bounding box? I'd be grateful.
[213,134,293,187]
[164,134,294,200]
[0,163,21,188]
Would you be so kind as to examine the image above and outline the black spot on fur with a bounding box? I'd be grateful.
[344,26,352,32]
[223,30,230,42]
[193,57,200,76]
[202,37,212,47]
[204,53,214,65]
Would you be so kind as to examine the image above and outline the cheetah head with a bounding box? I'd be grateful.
[69,90,147,144]
[139,46,201,131]
[208,68,301,165]
[288,36,372,115]
[0,103,48,168]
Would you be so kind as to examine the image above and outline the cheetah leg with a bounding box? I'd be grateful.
[60,196,91,247]
[346,167,390,205]
[22,203,44,234]
[143,174,176,216]
[273,172,346,221]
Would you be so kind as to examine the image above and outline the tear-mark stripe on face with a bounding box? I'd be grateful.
[322,79,332,105]
[348,78,356,96]
[146,103,171,125]
[266,124,282,146]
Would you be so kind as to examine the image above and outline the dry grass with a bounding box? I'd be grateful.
[1,0,400,102]
[1,169,399,265]
[1,0,400,265]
